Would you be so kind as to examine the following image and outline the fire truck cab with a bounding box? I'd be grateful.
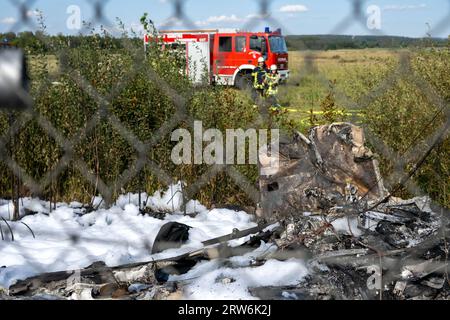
[156,28,290,87]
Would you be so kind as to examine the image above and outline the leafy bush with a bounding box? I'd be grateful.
[0,16,260,208]
[363,47,449,207]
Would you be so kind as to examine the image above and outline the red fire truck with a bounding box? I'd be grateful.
[145,28,289,87]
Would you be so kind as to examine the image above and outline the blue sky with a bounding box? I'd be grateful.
[1,0,449,37]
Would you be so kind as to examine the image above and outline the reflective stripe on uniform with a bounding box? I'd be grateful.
[265,73,280,96]
[252,67,267,90]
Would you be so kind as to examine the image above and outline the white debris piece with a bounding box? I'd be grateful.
[0,185,308,300]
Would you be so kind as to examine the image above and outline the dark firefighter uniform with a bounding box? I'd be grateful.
[251,65,268,102]
[264,69,281,109]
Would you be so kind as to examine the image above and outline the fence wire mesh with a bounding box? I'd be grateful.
[0,0,449,300]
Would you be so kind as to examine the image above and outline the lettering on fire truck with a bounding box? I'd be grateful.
[145,28,290,86]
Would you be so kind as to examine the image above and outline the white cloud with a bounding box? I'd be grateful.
[129,22,144,33]
[383,4,427,11]
[26,10,40,17]
[121,22,146,36]
[195,14,245,27]
[246,13,270,19]
[0,10,38,25]
[0,17,17,25]
[279,4,308,13]
[100,22,145,37]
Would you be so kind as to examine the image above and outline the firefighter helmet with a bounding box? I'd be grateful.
[257,57,265,63]
[270,64,278,71]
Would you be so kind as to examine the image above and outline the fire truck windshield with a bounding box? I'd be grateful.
[269,36,288,53]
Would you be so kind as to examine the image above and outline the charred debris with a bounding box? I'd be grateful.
[2,123,449,300]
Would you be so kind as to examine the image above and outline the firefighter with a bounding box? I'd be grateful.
[251,57,268,104]
[264,64,281,110]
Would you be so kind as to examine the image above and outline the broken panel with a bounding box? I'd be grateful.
[258,123,387,220]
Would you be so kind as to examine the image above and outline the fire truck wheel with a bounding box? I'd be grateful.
[235,72,253,91]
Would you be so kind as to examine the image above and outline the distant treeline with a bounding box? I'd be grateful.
[2,31,448,53]
[286,35,448,50]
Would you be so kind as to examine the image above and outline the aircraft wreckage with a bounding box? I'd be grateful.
[2,123,448,300]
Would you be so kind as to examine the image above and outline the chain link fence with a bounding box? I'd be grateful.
[0,0,449,300]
